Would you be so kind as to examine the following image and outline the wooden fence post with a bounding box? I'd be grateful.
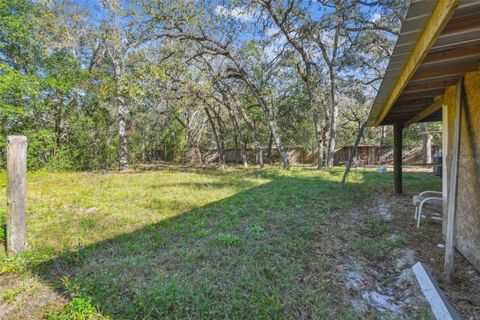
[6,136,27,256]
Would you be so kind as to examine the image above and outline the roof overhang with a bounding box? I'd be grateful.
[367,0,480,127]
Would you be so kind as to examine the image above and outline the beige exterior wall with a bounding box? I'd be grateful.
[443,71,480,271]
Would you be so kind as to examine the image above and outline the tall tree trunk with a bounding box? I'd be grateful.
[248,127,262,167]
[204,106,224,168]
[313,108,324,170]
[182,113,204,165]
[327,109,338,168]
[236,71,290,169]
[194,121,205,164]
[117,96,128,171]
[234,138,239,162]
[312,91,329,170]
[253,122,264,168]
[267,132,273,164]
[213,110,226,163]
[113,60,128,171]
[327,70,337,169]
[183,117,192,164]
[267,110,289,169]
[421,123,432,164]
[141,130,146,163]
[322,121,329,168]
[256,141,264,168]
[53,104,63,156]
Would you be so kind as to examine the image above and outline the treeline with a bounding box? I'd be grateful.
[2,0,433,171]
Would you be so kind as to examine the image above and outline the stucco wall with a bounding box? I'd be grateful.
[443,71,480,271]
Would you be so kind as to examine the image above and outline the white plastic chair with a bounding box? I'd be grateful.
[413,191,443,228]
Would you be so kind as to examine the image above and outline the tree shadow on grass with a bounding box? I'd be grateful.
[32,170,440,319]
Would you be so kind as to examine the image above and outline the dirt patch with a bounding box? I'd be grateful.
[0,273,65,320]
[387,193,480,319]
[334,197,432,319]
[376,198,393,221]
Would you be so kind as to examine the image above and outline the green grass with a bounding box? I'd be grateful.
[366,217,390,238]
[0,165,441,319]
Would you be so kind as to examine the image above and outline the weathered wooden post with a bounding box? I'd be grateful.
[393,122,403,195]
[444,78,463,282]
[6,135,27,256]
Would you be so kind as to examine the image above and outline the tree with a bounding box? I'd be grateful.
[256,0,328,169]
[141,0,291,169]
[0,0,412,172]
[420,123,432,164]
[257,0,406,168]
[97,0,146,171]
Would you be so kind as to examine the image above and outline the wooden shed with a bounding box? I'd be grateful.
[367,0,480,279]
[334,145,386,166]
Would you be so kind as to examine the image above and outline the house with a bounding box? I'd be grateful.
[367,0,480,279]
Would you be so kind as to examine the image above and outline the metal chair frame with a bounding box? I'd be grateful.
[414,191,443,228]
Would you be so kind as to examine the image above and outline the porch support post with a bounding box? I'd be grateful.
[393,122,403,195]
[444,77,463,282]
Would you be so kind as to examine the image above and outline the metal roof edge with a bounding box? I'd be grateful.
[366,0,438,127]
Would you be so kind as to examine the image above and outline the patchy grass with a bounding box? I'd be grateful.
[0,165,441,319]
[366,217,390,238]
[352,237,390,260]
[215,233,241,246]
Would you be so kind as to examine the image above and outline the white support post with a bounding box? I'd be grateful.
[6,135,27,256]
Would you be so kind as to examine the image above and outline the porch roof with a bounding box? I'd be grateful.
[367,0,480,127]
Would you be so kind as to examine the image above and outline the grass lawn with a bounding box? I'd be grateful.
[0,165,441,319]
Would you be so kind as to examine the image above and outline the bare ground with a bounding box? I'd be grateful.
[385,193,480,319]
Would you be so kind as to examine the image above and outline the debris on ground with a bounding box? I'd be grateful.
[376,198,392,221]
[362,291,403,313]
[340,197,432,319]
[392,248,416,272]
[84,207,98,214]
